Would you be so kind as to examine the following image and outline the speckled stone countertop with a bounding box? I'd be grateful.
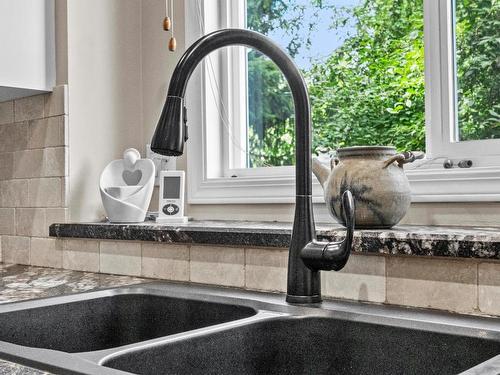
[50,220,500,259]
[0,263,146,374]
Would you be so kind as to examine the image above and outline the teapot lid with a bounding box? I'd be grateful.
[337,146,396,158]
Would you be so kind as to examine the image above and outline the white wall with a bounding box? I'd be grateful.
[141,0,186,148]
[66,0,143,221]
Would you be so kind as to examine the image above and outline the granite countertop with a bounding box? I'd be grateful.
[0,263,146,374]
[50,220,500,259]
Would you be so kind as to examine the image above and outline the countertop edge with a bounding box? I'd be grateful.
[49,221,500,260]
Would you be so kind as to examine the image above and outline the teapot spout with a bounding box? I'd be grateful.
[312,157,330,187]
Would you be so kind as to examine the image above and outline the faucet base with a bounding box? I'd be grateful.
[286,294,322,304]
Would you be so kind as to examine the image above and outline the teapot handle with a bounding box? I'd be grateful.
[383,151,424,169]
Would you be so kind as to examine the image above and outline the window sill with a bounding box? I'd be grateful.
[187,165,500,204]
[49,220,500,259]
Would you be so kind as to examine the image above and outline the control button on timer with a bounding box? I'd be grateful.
[163,204,180,215]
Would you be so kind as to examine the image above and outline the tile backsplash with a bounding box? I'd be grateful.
[0,87,68,265]
[55,238,500,317]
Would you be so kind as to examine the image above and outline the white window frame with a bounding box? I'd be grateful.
[184,0,500,204]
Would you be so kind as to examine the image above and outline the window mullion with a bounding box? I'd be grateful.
[224,0,249,173]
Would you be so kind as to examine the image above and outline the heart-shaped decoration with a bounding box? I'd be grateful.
[122,169,142,186]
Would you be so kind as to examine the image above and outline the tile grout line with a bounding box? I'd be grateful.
[188,244,191,282]
[384,254,389,304]
[98,240,102,274]
[140,241,144,278]
[187,244,191,283]
[476,261,480,312]
[243,247,247,290]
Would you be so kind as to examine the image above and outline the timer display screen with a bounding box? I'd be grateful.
[163,176,181,199]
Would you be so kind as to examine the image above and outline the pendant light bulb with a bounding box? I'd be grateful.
[168,37,177,51]
[163,16,171,31]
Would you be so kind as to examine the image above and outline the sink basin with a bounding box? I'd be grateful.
[0,282,498,375]
[102,316,500,375]
[0,292,256,352]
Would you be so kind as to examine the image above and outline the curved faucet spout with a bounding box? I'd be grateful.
[150,28,354,304]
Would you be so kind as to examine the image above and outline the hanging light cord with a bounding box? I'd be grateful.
[171,0,174,36]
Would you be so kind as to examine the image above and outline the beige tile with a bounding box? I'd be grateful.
[2,236,30,265]
[63,239,100,272]
[142,243,189,281]
[44,86,67,117]
[13,149,44,178]
[0,180,29,207]
[30,237,62,268]
[386,256,477,314]
[0,101,14,125]
[0,208,15,235]
[28,178,62,207]
[478,262,500,316]
[0,153,13,180]
[13,147,67,178]
[245,248,288,292]
[322,254,386,303]
[16,208,46,237]
[45,208,68,227]
[43,147,67,177]
[14,94,45,122]
[28,116,65,149]
[190,246,245,287]
[0,122,28,153]
[100,241,141,276]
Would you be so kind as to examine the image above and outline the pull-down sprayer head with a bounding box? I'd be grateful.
[151,96,186,156]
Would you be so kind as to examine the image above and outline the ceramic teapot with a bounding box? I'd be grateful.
[313,146,424,229]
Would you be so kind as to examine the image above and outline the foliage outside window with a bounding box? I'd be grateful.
[245,0,499,168]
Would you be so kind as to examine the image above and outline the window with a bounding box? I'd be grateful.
[184,0,500,204]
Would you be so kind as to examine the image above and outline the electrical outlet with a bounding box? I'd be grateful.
[146,144,177,185]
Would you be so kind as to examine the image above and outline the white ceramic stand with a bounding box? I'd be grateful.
[100,148,155,223]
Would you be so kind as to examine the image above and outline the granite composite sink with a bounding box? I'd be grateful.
[102,316,500,375]
[0,289,256,353]
[0,282,499,375]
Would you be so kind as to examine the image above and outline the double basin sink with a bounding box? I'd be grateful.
[0,282,499,374]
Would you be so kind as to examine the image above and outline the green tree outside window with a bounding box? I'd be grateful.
[246,0,499,167]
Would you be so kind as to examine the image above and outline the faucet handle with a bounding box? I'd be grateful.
[322,190,354,270]
[301,190,355,271]
[340,189,355,237]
